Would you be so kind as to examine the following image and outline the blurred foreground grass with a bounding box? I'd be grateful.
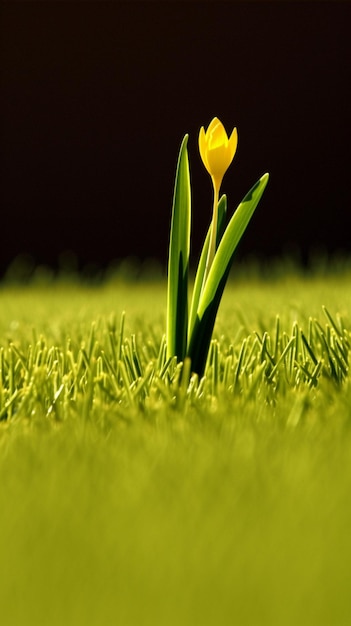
[1,265,351,625]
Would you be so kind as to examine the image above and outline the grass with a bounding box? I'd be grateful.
[1,264,351,625]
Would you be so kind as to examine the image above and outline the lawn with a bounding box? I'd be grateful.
[1,265,351,625]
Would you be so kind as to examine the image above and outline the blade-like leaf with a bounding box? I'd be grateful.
[188,195,227,340]
[166,135,191,361]
[187,173,269,375]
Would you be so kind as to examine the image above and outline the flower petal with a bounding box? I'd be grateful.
[199,126,211,173]
[209,119,228,150]
[206,144,232,180]
[206,117,221,139]
[228,127,238,160]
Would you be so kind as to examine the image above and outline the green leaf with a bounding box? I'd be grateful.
[166,135,191,361]
[187,173,269,376]
[188,194,227,340]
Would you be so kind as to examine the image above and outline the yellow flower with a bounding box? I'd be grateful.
[199,117,238,189]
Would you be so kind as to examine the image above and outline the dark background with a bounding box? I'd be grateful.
[1,1,350,276]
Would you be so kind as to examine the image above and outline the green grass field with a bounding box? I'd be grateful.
[1,265,351,625]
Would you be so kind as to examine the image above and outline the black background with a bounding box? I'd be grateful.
[1,1,350,275]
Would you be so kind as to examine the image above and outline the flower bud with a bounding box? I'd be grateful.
[199,117,238,188]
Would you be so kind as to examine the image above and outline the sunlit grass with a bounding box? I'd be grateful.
[1,264,351,625]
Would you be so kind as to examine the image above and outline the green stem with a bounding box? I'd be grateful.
[203,178,220,287]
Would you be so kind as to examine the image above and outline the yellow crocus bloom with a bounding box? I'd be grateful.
[199,117,238,189]
[199,117,238,283]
